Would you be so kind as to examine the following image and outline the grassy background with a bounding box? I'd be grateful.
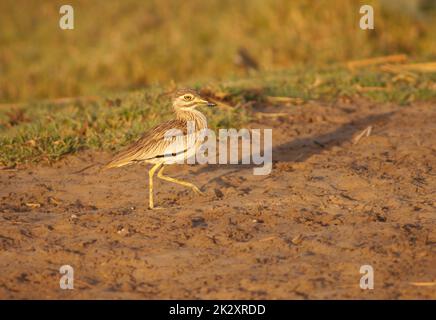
[0,0,435,103]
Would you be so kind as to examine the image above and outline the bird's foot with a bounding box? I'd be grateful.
[148,206,166,210]
[192,186,205,196]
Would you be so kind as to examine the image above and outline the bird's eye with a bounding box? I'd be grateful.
[183,95,193,101]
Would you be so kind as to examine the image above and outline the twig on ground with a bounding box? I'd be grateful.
[25,202,41,208]
[254,112,290,120]
[266,96,304,105]
[352,126,372,145]
[409,282,436,287]
[0,164,17,171]
[381,62,436,74]
[258,236,276,242]
[346,54,407,69]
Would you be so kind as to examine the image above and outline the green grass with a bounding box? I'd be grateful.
[0,86,249,166]
[1,66,435,166]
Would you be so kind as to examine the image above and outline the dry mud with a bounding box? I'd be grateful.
[1,99,435,299]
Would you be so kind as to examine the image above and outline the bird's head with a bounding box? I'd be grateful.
[171,88,215,111]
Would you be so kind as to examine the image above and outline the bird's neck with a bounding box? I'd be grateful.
[175,108,207,130]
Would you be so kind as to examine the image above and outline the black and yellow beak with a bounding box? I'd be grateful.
[197,98,216,107]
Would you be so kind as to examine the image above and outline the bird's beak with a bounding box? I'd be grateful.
[198,98,216,107]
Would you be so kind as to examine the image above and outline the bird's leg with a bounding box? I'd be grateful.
[148,162,163,209]
[157,165,204,196]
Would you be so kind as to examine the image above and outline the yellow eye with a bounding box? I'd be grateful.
[183,94,193,101]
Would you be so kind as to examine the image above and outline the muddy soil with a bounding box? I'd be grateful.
[0,99,435,299]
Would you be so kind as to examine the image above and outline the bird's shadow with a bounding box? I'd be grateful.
[195,111,395,182]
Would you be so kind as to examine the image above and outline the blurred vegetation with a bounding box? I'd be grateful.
[0,0,435,103]
[0,0,435,165]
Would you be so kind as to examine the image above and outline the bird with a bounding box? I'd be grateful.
[105,88,216,209]
[234,47,259,72]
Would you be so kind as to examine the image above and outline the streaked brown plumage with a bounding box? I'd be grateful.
[105,88,215,209]
[105,119,189,168]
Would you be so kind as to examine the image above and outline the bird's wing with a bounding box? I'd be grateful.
[105,119,189,168]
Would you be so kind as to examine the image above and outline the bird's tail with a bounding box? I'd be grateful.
[103,156,132,170]
[72,155,132,174]
[72,162,103,174]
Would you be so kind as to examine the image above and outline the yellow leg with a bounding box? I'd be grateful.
[157,165,204,196]
[148,162,163,209]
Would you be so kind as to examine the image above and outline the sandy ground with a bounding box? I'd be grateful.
[0,98,435,299]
